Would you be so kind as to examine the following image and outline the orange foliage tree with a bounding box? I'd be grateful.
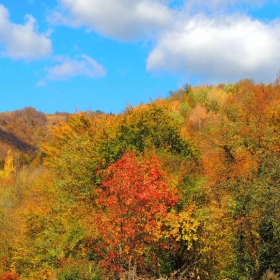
[0,272,20,280]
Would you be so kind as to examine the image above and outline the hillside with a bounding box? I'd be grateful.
[0,79,280,280]
[0,108,68,165]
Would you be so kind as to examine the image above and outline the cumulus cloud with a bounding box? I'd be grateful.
[147,15,280,83]
[0,4,52,60]
[37,54,106,86]
[49,0,280,83]
[49,0,173,40]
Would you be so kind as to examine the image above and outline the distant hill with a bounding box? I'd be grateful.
[0,108,105,165]
[0,107,68,165]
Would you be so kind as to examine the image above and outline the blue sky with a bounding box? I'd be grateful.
[0,0,280,114]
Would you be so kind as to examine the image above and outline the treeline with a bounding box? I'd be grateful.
[0,79,280,279]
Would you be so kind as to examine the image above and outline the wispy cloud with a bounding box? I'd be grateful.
[0,4,52,60]
[37,54,106,86]
[177,0,265,14]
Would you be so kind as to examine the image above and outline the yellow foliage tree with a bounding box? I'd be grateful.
[0,150,15,180]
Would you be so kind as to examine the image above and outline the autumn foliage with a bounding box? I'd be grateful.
[0,272,20,280]
[0,79,280,279]
[93,151,179,274]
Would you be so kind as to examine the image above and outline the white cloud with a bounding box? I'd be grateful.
[49,0,280,84]
[38,54,106,86]
[147,15,280,83]
[0,4,52,60]
[50,0,173,40]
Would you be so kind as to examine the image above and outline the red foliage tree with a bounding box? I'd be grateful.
[93,151,179,275]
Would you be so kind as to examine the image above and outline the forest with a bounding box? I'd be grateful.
[0,78,280,280]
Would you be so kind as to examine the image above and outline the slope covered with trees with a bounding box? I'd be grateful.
[0,79,280,279]
[0,108,69,168]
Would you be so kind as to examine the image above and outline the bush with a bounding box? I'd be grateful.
[56,260,102,280]
[261,269,280,280]
[0,271,20,280]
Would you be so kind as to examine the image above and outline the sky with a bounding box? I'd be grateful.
[0,0,280,114]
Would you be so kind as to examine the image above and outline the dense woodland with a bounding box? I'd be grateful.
[0,79,280,280]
